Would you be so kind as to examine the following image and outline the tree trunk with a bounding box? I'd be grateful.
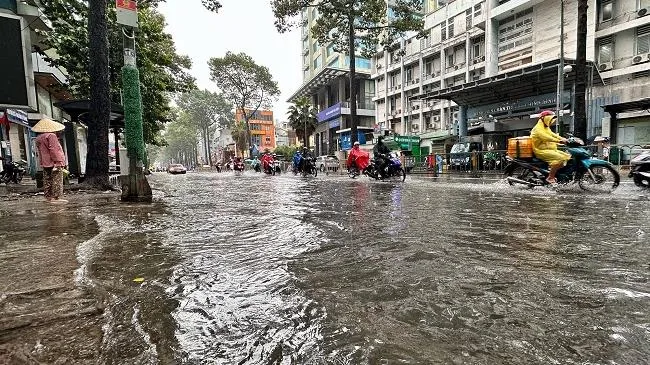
[86,0,111,189]
[574,0,588,139]
[348,12,358,145]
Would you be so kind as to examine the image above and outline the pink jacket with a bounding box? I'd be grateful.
[35,133,66,168]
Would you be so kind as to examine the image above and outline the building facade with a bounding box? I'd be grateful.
[236,109,276,152]
[0,1,81,176]
[371,0,650,156]
[289,2,386,155]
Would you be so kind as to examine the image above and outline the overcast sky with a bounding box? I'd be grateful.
[158,0,302,122]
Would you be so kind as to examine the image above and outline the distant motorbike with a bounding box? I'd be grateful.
[629,149,650,188]
[0,159,27,184]
[505,136,620,192]
[301,156,318,177]
[264,159,281,175]
[349,153,406,182]
[233,160,245,173]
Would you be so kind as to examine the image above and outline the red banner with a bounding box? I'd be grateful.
[116,0,137,11]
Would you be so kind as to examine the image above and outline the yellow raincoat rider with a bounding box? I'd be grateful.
[530,110,570,184]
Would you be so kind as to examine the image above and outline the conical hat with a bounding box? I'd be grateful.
[31,118,65,133]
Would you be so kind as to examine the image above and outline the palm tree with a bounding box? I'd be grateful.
[287,97,317,148]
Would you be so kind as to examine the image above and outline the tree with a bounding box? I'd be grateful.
[176,90,233,166]
[272,0,423,144]
[163,111,200,167]
[574,0,588,140]
[208,52,280,152]
[230,120,249,157]
[86,0,111,188]
[287,97,317,148]
[39,0,221,188]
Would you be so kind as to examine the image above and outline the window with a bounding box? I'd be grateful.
[440,22,446,41]
[637,25,650,54]
[473,43,482,58]
[447,53,455,67]
[313,55,322,69]
[312,41,319,52]
[424,60,433,75]
[406,67,413,82]
[326,44,335,57]
[448,19,454,38]
[598,40,613,63]
[601,1,613,22]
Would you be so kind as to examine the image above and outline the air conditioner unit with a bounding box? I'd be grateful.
[633,54,650,64]
[599,62,613,71]
[638,7,649,17]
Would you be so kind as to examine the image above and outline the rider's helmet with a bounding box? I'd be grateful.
[539,110,557,127]
[377,136,384,144]
[353,141,360,147]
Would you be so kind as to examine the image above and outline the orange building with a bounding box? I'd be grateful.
[235,109,276,152]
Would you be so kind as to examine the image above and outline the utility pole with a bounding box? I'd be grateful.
[556,0,565,136]
[574,0,589,139]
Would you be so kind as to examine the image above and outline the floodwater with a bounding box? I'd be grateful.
[1,172,649,364]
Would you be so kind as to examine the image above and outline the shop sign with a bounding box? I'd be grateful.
[116,0,138,28]
[468,93,570,119]
[393,135,420,144]
[328,118,340,129]
[317,102,341,122]
[6,109,29,128]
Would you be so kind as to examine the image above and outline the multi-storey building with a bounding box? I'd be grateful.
[289,2,396,155]
[372,0,650,156]
[235,109,276,152]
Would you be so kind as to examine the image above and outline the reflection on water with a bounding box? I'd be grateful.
[0,173,648,364]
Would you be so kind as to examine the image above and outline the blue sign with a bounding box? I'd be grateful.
[340,131,367,151]
[6,109,29,128]
[328,118,340,129]
[317,102,342,122]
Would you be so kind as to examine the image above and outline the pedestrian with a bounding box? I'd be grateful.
[33,118,67,203]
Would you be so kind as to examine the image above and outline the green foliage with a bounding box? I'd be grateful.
[39,0,197,145]
[208,52,280,149]
[273,145,298,160]
[230,119,249,157]
[287,97,317,148]
[122,65,146,162]
[271,0,424,58]
[162,110,199,165]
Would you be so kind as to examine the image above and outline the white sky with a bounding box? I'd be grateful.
[158,0,302,122]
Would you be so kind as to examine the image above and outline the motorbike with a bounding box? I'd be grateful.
[264,159,281,175]
[349,153,406,182]
[505,136,620,192]
[300,156,318,177]
[629,149,650,188]
[233,160,245,173]
[0,159,27,184]
[251,161,261,173]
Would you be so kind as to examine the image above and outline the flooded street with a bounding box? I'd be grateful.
[1,172,649,364]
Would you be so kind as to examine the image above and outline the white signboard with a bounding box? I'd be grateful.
[116,0,138,28]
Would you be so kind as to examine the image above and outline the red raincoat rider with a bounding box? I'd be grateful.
[347,141,370,171]
[261,153,274,171]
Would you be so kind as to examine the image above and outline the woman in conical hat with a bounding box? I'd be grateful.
[32,118,68,203]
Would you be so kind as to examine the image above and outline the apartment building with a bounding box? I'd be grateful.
[372,0,650,156]
[289,2,411,155]
[236,109,276,152]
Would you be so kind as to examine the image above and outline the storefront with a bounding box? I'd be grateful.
[315,103,342,156]
[0,109,31,165]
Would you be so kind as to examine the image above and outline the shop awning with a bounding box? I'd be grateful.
[54,99,125,129]
[602,98,650,114]
[414,59,602,106]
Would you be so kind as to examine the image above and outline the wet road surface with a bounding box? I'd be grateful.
[1,172,649,364]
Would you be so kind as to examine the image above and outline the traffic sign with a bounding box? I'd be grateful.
[116,0,138,28]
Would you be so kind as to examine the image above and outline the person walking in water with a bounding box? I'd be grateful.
[33,118,67,203]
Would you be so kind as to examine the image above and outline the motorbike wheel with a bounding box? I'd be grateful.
[392,167,406,182]
[15,173,23,184]
[311,167,318,177]
[578,165,620,192]
[505,165,534,188]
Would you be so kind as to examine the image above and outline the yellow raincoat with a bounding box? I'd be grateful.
[530,116,571,167]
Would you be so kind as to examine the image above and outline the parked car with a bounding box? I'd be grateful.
[449,142,482,170]
[315,155,340,172]
[167,164,187,174]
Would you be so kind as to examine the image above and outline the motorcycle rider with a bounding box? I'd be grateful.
[299,146,312,172]
[251,156,261,172]
[261,151,274,173]
[530,110,569,185]
[347,141,370,172]
[292,149,302,173]
[373,136,391,177]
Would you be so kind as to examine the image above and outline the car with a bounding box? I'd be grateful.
[315,155,340,172]
[167,164,187,174]
[449,142,482,170]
